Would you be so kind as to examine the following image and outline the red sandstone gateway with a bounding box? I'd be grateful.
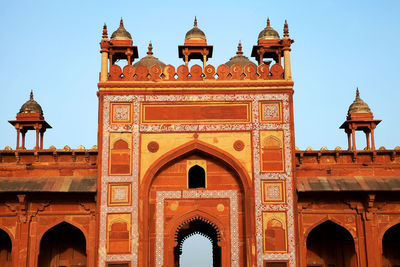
[0,18,399,267]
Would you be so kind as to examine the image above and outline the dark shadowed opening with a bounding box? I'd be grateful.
[38,222,86,267]
[0,228,11,267]
[306,220,356,267]
[382,223,400,266]
[188,165,206,189]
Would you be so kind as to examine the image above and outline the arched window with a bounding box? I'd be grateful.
[382,223,400,266]
[306,220,356,267]
[38,222,86,267]
[188,165,206,189]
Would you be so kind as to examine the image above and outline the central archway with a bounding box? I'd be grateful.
[174,216,221,267]
[140,140,255,267]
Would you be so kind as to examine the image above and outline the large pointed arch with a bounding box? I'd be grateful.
[37,221,87,267]
[304,216,357,242]
[141,139,252,192]
[306,219,357,267]
[139,139,255,266]
[37,219,88,246]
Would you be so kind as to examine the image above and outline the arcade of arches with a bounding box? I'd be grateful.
[1,19,400,267]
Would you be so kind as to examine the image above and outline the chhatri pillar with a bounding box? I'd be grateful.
[251,18,293,80]
[178,17,213,69]
[340,88,381,150]
[8,91,52,150]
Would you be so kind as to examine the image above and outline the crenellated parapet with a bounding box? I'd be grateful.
[295,147,400,166]
[106,62,284,82]
[0,147,98,165]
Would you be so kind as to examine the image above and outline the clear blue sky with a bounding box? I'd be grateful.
[0,1,399,150]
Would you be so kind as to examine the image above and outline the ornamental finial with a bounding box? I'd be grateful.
[147,41,153,56]
[102,24,108,39]
[284,20,289,37]
[237,41,243,55]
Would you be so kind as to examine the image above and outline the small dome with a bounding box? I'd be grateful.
[19,91,43,115]
[258,18,280,40]
[185,17,206,41]
[225,41,257,68]
[111,19,132,40]
[348,89,372,114]
[133,42,166,69]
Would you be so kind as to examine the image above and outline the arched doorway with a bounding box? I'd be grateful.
[0,228,11,267]
[306,220,357,267]
[382,223,400,266]
[38,222,87,267]
[141,140,253,266]
[174,217,221,267]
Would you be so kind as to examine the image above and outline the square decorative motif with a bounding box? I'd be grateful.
[108,183,132,206]
[111,103,132,124]
[261,181,286,204]
[259,101,282,123]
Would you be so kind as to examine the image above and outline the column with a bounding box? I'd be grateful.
[100,50,109,82]
[371,128,376,150]
[40,131,44,149]
[16,127,20,149]
[352,129,356,150]
[366,131,371,150]
[21,130,26,150]
[283,49,292,80]
[35,125,39,150]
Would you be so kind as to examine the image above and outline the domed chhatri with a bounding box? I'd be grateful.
[347,88,372,115]
[225,41,257,68]
[258,18,280,40]
[185,17,206,42]
[9,91,52,150]
[340,88,381,151]
[110,18,132,40]
[19,91,43,115]
[133,42,166,69]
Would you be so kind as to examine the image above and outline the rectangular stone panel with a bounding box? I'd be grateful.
[140,102,251,124]
[263,212,288,253]
[107,213,131,254]
[259,130,285,172]
[265,262,288,267]
[109,133,132,176]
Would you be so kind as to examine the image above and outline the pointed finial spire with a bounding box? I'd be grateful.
[120,18,124,27]
[267,17,270,27]
[30,90,34,100]
[194,16,198,27]
[147,41,153,56]
[284,19,289,37]
[102,23,108,39]
[356,87,360,98]
[237,40,243,55]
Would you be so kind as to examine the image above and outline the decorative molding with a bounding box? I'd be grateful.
[155,190,239,267]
